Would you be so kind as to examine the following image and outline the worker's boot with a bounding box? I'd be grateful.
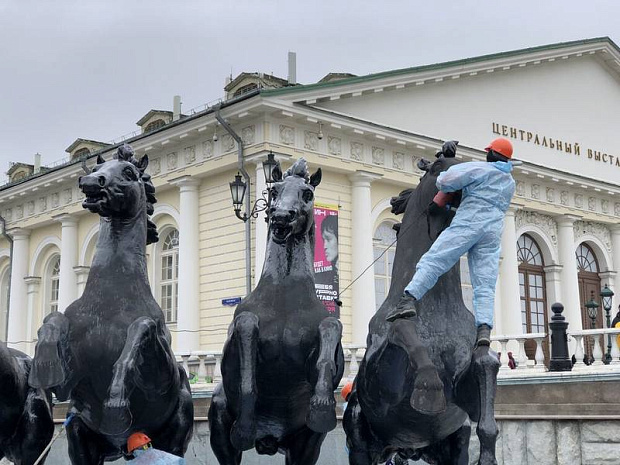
[385,292,418,322]
[476,324,491,347]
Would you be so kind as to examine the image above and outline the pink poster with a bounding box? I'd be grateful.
[314,203,339,317]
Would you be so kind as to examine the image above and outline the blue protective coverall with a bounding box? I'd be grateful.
[404,161,515,328]
[131,448,185,464]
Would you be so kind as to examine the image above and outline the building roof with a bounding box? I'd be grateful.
[263,37,620,97]
[65,138,111,154]
[6,162,33,176]
[318,73,358,83]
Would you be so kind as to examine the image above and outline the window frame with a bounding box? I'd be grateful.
[157,228,179,324]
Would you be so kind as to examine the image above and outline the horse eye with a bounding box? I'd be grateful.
[303,190,314,202]
[123,167,136,180]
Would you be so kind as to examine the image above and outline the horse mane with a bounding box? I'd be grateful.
[116,145,159,244]
[283,158,310,182]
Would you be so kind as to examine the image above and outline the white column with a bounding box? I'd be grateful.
[74,266,90,296]
[543,265,563,309]
[611,226,620,303]
[499,207,522,336]
[24,276,41,356]
[7,229,30,350]
[254,162,268,282]
[349,171,382,345]
[171,176,201,352]
[557,215,583,331]
[493,264,503,335]
[56,214,78,312]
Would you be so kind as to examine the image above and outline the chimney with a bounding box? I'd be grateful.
[173,95,182,121]
[34,153,41,174]
[288,51,296,85]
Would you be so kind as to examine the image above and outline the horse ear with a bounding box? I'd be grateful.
[136,154,149,172]
[97,154,106,165]
[272,163,283,182]
[309,168,322,188]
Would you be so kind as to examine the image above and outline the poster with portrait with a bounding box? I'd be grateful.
[314,203,339,317]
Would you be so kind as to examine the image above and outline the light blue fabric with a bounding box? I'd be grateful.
[132,448,185,464]
[404,161,515,327]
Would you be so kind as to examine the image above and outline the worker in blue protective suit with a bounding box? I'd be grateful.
[127,432,185,464]
[385,137,516,411]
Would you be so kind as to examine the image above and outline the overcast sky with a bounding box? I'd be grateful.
[0,0,618,175]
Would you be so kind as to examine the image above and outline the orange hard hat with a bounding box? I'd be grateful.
[485,138,513,159]
[341,382,353,401]
[127,432,151,453]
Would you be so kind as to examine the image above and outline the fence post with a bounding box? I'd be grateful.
[549,302,572,372]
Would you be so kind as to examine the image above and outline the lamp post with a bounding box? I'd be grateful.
[601,284,615,364]
[229,151,278,222]
[585,292,599,365]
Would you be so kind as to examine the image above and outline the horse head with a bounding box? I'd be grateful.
[268,158,321,245]
[393,155,462,244]
[79,144,158,244]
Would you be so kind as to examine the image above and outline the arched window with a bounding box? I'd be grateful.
[145,119,166,133]
[373,222,396,310]
[517,235,546,334]
[73,147,91,159]
[576,243,602,332]
[576,243,599,273]
[160,229,179,323]
[46,255,61,314]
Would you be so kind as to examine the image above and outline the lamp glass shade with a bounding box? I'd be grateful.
[229,174,246,209]
[601,284,614,310]
[585,295,599,320]
[262,151,278,184]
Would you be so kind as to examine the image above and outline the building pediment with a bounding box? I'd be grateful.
[264,37,620,185]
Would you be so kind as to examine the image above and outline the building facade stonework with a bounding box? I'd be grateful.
[1,37,619,356]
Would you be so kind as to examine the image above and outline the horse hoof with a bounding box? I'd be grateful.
[230,420,256,451]
[29,358,64,389]
[307,395,337,433]
[99,402,132,435]
[410,367,446,415]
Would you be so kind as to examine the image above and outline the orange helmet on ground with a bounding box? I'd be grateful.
[341,382,353,401]
[485,138,513,159]
[128,432,152,453]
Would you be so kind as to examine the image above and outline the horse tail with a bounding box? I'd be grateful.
[390,188,415,215]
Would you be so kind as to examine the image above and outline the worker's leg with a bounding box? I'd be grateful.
[405,222,478,300]
[387,222,477,322]
[468,231,501,345]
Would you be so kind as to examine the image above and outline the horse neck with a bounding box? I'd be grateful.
[85,210,150,291]
[0,345,24,401]
[259,230,315,287]
[389,191,460,298]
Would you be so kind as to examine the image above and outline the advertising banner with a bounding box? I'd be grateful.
[313,203,339,317]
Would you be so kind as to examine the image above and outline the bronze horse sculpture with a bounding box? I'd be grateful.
[209,158,345,465]
[0,343,54,465]
[343,155,500,465]
[28,145,193,464]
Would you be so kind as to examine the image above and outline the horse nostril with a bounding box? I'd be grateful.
[98,176,106,187]
[288,210,297,220]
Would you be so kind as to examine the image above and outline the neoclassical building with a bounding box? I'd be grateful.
[1,37,619,357]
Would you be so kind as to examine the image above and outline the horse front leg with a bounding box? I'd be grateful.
[472,346,500,465]
[307,316,343,433]
[29,311,70,396]
[226,311,259,451]
[100,316,164,435]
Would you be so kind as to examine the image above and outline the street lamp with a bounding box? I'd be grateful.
[601,284,615,364]
[229,151,279,222]
[585,292,599,365]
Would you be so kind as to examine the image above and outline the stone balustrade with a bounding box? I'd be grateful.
[491,332,547,373]
[175,344,366,387]
[569,327,620,369]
